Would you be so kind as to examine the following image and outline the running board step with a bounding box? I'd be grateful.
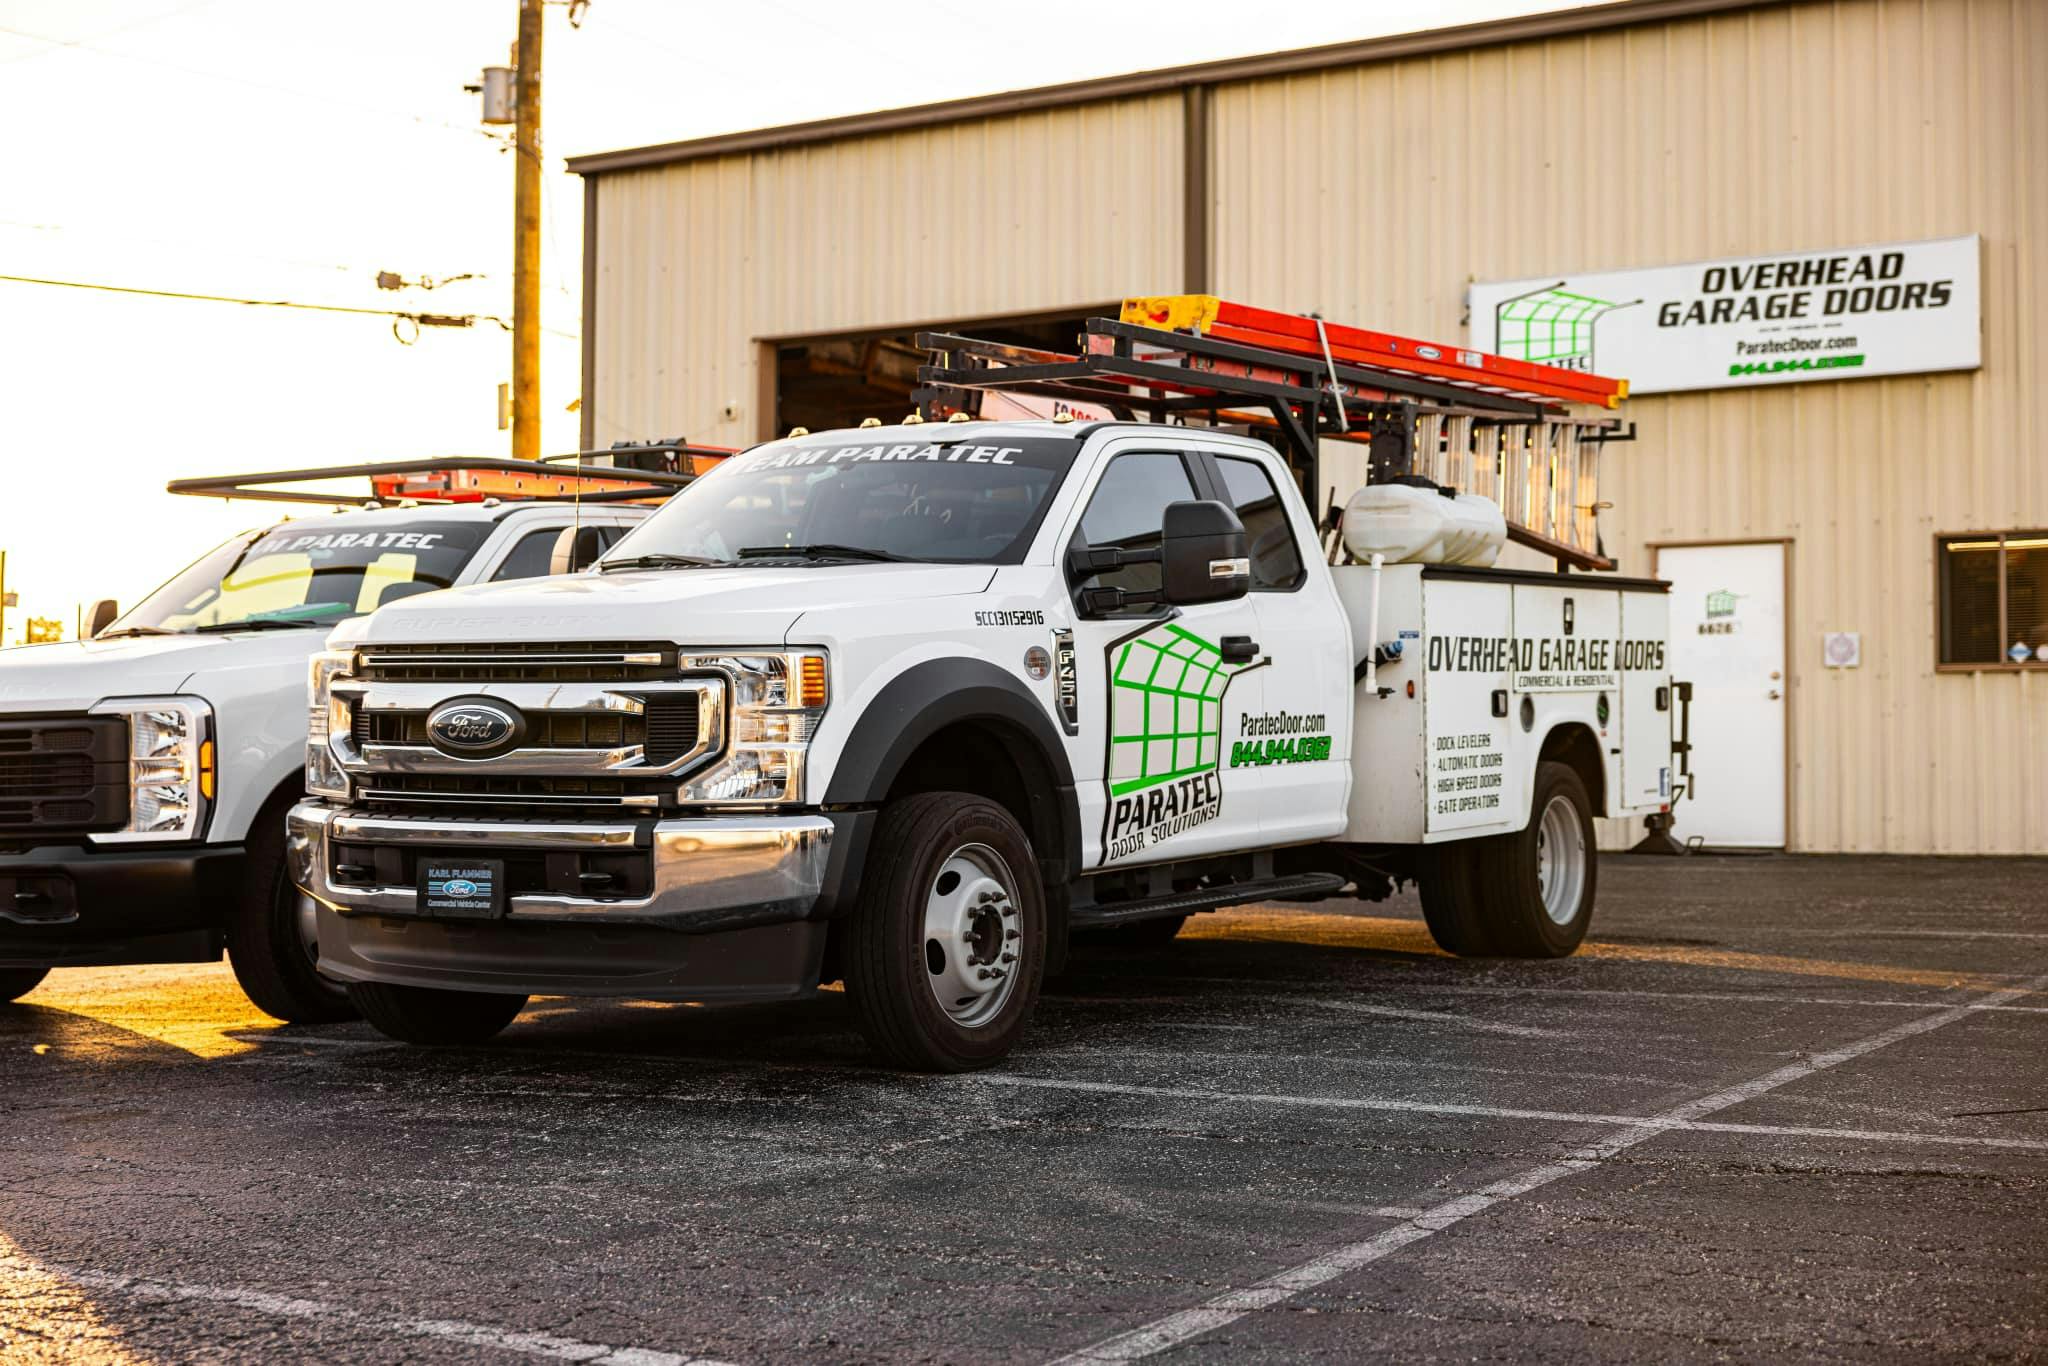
[1070,872,1348,929]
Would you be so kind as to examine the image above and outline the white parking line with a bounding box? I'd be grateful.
[1163,975,2048,1015]
[21,1260,735,1365]
[977,1075,2048,1152]
[1297,998,1564,1038]
[1043,969,2048,1364]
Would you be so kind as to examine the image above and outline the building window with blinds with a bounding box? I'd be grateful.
[1938,531,2048,668]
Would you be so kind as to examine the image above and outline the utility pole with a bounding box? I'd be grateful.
[511,0,543,460]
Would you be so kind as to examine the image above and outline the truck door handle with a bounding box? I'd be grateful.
[1220,635,1259,663]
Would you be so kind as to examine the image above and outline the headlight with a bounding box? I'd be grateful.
[680,651,827,805]
[87,697,213,843]
[305,648,354,801]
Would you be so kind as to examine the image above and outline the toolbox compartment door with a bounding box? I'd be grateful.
[1422,577,1514,835]
[1619,591,1673,811]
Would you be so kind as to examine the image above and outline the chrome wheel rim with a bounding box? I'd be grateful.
[922,842,1022,1028]
[1535,793,1587,926]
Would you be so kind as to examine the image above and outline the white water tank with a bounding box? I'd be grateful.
[1341,482,1507,567]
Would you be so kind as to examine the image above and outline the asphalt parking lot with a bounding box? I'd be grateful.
[3,853,2045,1363]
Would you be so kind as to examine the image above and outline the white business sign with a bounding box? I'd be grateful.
[1469,235,1980,395]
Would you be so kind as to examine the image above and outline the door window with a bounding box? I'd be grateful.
[1073,452,1198,598]
[1214,455,1306,591]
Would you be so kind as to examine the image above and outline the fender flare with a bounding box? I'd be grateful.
[821,657,1080,879]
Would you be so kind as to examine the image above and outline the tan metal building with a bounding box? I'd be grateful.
[568,0,2047,855]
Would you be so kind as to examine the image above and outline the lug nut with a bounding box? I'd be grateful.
[1001,952,1016,964]
[1005,929,1020,940]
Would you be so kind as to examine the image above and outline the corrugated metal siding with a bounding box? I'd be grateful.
[1212,0,2046,853]
[591,93,1184,451]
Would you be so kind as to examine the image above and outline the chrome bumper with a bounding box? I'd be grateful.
[286,802,833,930]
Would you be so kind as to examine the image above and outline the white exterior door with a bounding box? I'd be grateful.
[1659,542,1787,848]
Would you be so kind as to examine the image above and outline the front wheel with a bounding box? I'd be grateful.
[227,806,356,1024]
[348,982,527,1045]
[842,792,1045,1071]
[0,967,49,1003]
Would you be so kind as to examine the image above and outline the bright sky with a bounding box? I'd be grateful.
[0,0,1564,645]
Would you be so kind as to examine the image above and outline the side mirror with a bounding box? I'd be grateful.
[1160,500,1250,605]
[548,525,607,575]
[86,599,119,638]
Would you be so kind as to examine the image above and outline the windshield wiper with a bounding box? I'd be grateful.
[598,553,725,573]
[736,543,913,564]
[191,618,329,633]
[94,626,173,639]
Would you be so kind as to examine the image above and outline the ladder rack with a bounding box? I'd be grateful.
[168,441,729,509]
[915,299,1630,571]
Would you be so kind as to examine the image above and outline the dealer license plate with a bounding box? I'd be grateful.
[417,858,507,919]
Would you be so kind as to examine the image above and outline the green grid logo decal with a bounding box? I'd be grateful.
[1493,287,1634,371]
[1100,622,1259,864]
[1108,623,1238,795]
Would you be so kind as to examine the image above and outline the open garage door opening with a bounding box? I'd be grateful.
[772,310,1102,437]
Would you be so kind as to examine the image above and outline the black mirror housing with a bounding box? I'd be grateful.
[549,525,607,576]
[86,598,119,638]
[1161,499,1250,605]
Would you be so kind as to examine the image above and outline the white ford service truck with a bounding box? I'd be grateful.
[292,385,1676,1068]
[0,454,690,1020]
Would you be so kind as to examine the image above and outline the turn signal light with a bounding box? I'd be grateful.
[799,656,828,709]
[198,740,216,800]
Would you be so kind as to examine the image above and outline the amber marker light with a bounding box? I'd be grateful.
[198,740,216,801]
[799,656,828,709]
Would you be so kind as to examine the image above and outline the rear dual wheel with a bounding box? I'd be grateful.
[1420,760,1597,959]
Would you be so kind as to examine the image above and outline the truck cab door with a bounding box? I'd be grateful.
[1059,445,1267,869]
[1203,448,1351,844]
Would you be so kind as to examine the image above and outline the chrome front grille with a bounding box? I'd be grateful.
[350,695,701,764]
[332,643,724,815]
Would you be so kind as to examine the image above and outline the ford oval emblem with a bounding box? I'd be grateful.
[442,878,479,898]
[424,699,521,756]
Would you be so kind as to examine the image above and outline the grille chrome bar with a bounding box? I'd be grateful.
[354,640,678,684]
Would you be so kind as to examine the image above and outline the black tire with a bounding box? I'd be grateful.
[1071,912,1188,950]
[1418,838,1496,957]
[226,802,355,1024]
[1473,760,1598,958]
[0,967,49,1003]
[1120,913,1188,946]
[843,792,1045,1072]
[347,981,527,1045]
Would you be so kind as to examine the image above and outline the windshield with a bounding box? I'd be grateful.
[116,521,489,633]
[600,436,1077,567]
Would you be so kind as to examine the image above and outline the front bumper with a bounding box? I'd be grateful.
[288,803,852,999]
[0,842,243,967]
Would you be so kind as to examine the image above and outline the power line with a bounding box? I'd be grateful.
[0,272,508,330]
[0,0,216,66]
